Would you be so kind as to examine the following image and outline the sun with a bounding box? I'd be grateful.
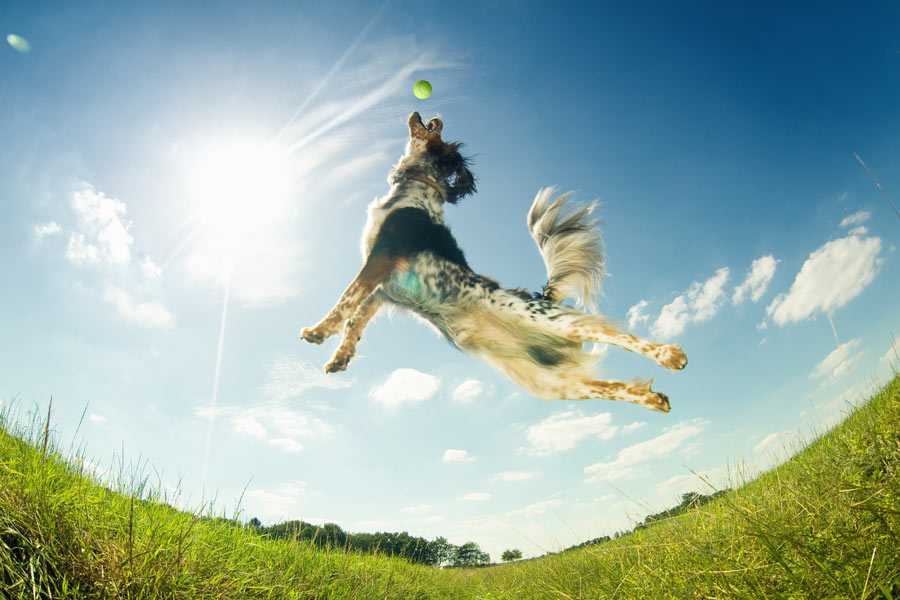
[183,137,293,281]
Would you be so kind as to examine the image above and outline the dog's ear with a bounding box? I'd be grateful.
[441,143,477,204]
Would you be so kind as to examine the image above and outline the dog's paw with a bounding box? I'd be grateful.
[647,391,671,413]
[301,326,327,345]
[656,344,688,372]
[324,352,352,373]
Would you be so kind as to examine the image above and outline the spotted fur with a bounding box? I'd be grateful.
[301,112,687,412]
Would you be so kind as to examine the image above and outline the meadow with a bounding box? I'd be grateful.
[2,375,898,599]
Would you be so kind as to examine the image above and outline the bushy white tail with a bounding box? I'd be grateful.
[527,187,605,310]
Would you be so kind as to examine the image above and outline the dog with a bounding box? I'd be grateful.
[301,112,687,412]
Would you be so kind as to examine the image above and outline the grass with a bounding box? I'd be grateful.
[2,376,899,598]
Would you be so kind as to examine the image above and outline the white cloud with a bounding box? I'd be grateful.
[506,499,562,517]
[460,492,491,502]
[258,355,354,401]
[840,210,870,228]
[34,221,61,240]
[494,471,538,482]
[68,185,133,266]
[102,286,174,329]
[452,379,482,404]
[443,449,474,463]
[626,300,649,329]
[651,268,730,339]
[245,481,307,521]
[623,421,647,432]
[584,419,709,483]
[369,368,439,408]
[269,438,304,453]
[810,339,863,383]
[766,234,882,325]
[401,504,434,514]
[849,226,868,237]
[732,255,778,304]
[652,296,691,340]
[66,232,100,265]
[521,410,617,456]
[88,413,106,424]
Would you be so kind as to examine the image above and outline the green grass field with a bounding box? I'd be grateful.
[2,376,899,599]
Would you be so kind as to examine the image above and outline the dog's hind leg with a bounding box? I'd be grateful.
[518,305,687,371]
[301,254,404,345]
[324,293,383,373]
[569,378,671,413]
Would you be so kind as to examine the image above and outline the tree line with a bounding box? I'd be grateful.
[247,518,490,567]
[245,490,728,567]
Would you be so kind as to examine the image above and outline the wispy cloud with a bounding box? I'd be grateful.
[88,413,106,424]
[259,355,354,402]
[653,464,730,499]
[460,492,491,502]
[767,234,882,325]
[452,379,483,404]
[269,438,304,453]
[401,504,434,514]
[810,338,862,384]
[443,449,474,463]
[140,256,162,280]
[102,286,174,329]
[732,255,778,304]
[194,401,332,447]
[881,336,900,366]
[623,421,647,432]
[369,368,439,408]
[651,268,730,339]
[245,481,307,521]
[520,410,617,457]
[584,419,709,483]
[232,415,267,438]
[506,499,562,517]
[840,210,871,228]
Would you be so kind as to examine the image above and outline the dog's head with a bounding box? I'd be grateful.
[399,111,476,204]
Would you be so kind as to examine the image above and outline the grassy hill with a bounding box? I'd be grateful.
[2,375,899,599]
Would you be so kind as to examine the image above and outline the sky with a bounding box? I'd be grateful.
[2,0,899,561]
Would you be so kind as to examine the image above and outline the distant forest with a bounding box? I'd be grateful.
[247,519,489,567]
[243,490,726,567]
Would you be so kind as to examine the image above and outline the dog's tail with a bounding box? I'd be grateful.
[527,187,605,310]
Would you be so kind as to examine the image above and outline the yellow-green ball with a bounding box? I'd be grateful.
[413,80,432,99]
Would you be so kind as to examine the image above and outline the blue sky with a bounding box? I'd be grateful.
[2,1,899,560]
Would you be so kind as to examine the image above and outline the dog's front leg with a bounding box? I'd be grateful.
[301,253,401,345]
[324,293,383,373]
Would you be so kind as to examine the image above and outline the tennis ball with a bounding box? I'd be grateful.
[7,34,31,53]
[413,80,432,99]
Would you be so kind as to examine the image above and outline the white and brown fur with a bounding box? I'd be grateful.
[301,112,687,412]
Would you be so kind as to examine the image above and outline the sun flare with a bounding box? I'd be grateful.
[183,137,294,281]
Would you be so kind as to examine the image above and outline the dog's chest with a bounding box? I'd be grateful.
[359,189,445,258]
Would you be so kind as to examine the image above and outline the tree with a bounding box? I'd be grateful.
[501,548,523,562]
[248,517,262,531]
[453,542,490,567]
[426,536,455,567]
